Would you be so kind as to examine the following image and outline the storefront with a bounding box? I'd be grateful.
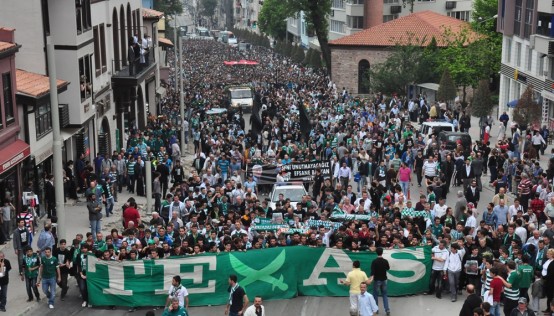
[0,139,30,234]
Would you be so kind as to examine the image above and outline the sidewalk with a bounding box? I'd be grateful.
[2,146,195,316]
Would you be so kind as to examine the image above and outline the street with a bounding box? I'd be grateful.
[6,115,546,316]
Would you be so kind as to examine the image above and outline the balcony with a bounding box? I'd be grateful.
[538,0,554,14]
[532,34,554,56]
[111,58,157,87]
[345,2,364,16]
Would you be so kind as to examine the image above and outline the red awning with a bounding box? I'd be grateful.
[0,139,30,174]
[223,60,259,66]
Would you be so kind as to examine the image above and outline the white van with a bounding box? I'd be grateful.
[419,121,455,139]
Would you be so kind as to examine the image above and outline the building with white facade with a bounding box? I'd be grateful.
[287,0,474,47]
[497,0,553,126]
[0,0,162,204]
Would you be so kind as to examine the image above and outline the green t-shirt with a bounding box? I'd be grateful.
[517,264,534,289]
[23,253,40,278]
[503,270,520,300]
[41,255,59,279]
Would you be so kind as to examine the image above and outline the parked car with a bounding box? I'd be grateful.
[419,121,455,141]
[438,131,472,157]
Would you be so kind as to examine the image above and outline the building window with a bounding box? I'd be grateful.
[383,0,398,3]
[93,24,108,77]
[383,14,398,23]
[332,0,344,9]
[447,11,471,22]
[290,17,297,27]
[347,16,364,29]
[100,24,107,73]
[514,0,522,36]
[2,72,14,127]
[79,55,92,101]
[330,20,345,33]
[527,46,532,72]
[516,43,521,67]
[35,103,52,139]
[538,54,544,76]
[523,0,534,38]
[505,38,512,63]
[93,26,101,76]
[76,0,92,34]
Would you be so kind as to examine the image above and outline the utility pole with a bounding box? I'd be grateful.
[174,14,179,92]
[46,36,66,240]
[179,35,185,156]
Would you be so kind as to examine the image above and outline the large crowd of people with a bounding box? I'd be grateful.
[2,38,554,316]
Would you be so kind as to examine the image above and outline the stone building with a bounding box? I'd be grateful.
[329,11,477,95]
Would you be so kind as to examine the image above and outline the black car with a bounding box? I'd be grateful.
[438,131,472,157]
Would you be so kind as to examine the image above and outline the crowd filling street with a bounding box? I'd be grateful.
[1,38,554,316]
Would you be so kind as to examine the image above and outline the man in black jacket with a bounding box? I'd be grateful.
[459,284,482,316]
[465,180,480,208]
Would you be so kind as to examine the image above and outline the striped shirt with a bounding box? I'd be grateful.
[484,269,492,292]
[503,270,520,301]
[423,161,437,177]
[127,161,136,175]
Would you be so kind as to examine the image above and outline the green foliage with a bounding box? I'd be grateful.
[154,0,183,15]
[258,0,289,40]
[471,79,493,118]
[199,0,218,18]
[293,45,306,64]
[310,50,322,69]
[231,28,272,49]
[513,85,542,126]
[437,69,457,102]
[284,41,294,57]
[368,35,440,96]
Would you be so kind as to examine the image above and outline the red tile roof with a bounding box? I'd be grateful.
[16,69,69,98]
[143,8,164,19]
[329,11,479,47]
[0,41,16,53]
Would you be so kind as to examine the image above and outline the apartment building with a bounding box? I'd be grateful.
[497,0,554,125]
[288,0,474,47]
[0,0,163,205]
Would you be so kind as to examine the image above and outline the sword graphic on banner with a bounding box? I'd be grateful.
[229,250,288,291]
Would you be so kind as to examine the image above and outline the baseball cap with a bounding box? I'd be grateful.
[518,297,527,304]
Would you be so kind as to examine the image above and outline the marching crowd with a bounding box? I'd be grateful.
[1,38,554,316]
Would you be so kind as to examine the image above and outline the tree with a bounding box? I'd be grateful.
[513,85,542,127]
[258,0,289,40]
[437,69,457,103]
[154,0,183,16]
[470,79,493,118]
[200,0,218,23]
[436,26,493,104]
[294,45,306,64]
[368,35,441,96]
[310,50,322,69]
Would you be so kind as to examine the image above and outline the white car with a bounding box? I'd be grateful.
[268,183,308,210]
[419,121,455,140]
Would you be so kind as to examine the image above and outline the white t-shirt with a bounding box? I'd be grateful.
[168,285,189,307]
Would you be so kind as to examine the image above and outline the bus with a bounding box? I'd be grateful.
[219,31,237,47]
[196,27,213,40]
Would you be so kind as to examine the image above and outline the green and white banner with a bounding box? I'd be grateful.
[86,246,432,307]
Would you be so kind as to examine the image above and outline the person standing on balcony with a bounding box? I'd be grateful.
[128,40,136,76]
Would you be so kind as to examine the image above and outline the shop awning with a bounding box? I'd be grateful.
[158,37,173,47]
[0,139,30,174]
[61,127,82,141]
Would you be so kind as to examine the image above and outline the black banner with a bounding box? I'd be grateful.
[247,160,331,184]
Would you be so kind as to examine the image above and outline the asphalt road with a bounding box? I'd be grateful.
[13,117,553,316]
